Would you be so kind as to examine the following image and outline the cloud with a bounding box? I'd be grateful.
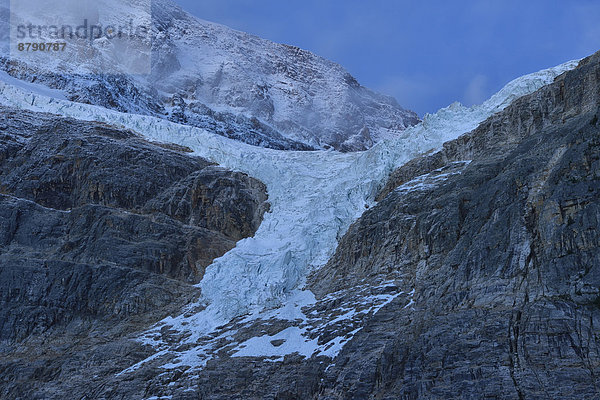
[374,74,440,117]
[463,74,488,106]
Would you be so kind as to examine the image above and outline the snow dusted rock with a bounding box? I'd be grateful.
[0,0,419,151]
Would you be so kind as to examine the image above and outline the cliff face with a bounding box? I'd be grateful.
[307,51,600,398]
[0,108,269,398]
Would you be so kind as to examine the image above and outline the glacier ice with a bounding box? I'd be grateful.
[0,57,580,369]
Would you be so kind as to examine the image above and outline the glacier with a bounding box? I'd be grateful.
[0,58,580,370]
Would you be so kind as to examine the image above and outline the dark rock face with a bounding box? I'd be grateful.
[0,108,269,398]
[0,109,269,278]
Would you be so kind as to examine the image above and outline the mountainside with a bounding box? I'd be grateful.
[0,108,269,398]
[309,50,600,398]
[0,23,593,397]
[1,2,599,398]
[0,0,419,151]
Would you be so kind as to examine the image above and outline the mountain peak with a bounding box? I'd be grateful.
[2,0,420,151]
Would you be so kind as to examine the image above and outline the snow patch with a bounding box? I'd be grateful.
[0,70,66,100]
[393,160,472,194]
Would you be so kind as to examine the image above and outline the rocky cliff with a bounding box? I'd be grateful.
[0,107,269,399]
[308,50,600,399]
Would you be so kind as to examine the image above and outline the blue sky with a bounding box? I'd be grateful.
[175,0,600,116]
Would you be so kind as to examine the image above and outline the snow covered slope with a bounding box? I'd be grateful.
[0,55,579,370]
[0,0,419,151]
